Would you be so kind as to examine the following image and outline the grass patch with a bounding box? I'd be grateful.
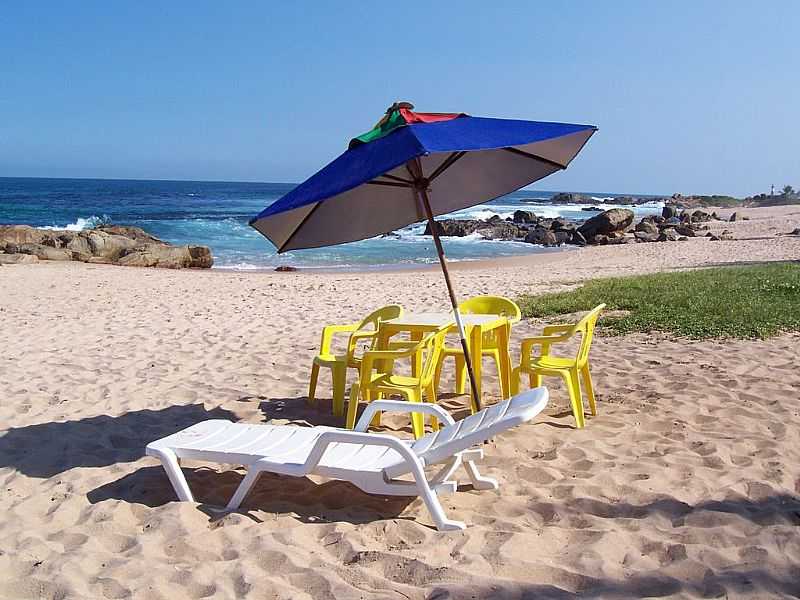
[517,263,800,339]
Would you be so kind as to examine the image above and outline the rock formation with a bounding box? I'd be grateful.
[0,225,213,268]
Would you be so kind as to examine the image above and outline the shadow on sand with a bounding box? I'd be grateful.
[0,402,236,478]
[426,567,800,599]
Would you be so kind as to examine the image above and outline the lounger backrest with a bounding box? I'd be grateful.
[409,387,548,467]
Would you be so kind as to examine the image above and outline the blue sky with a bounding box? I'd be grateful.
[1,1,798,196]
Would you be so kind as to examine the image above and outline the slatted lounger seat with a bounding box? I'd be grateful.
[146,388,548,531]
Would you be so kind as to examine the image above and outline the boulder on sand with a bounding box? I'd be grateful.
[0,224,213,268]
[117,245,213,269]
[577,208,635,241]
[0,253,39,265]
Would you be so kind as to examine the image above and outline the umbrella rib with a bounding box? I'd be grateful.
[276,202,323,253]
[366,180,412,188]
[503,147,566,170]
[428,151,466,182]
[377,173,415,184]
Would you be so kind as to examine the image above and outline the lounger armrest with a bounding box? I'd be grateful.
[354,400,456,432]
[302,430,420,472]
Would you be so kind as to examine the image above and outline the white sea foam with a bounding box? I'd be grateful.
[38,215,109,231]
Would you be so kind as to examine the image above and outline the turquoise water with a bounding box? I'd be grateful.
[0,177,663,270]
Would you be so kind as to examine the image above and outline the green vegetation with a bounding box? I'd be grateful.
[517,263,800,339]
[689,195,742,208]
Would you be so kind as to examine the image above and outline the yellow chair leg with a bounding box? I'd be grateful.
[425,384,439,431]
[510,366,521,395]
[408,390,425,439]
[581,365,597,416]
[529,372,542,389]
[308,363,320,406]
[454,354,466,395]
[564,369,585,428]
[331,364,347,417]
[346,382,360,429]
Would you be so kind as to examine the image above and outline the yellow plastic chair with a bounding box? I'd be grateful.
[511,304,605,428]
[435,295,521,398]
[308,305,403,417]
[346,325,450,439]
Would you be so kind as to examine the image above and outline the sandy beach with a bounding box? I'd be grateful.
[1,206,800,599]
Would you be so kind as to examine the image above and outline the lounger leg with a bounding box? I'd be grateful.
[410,462,465,531]
[226,468,262,511]
[463,459,499,491]
[429,456,461,494]
[156,449,194,502]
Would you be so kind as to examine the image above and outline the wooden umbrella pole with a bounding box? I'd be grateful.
[414,183,483,412]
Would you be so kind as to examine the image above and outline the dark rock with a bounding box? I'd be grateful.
[675,225,697,237]
[512,210,537,223]
[635,220,659,235]
[537,218,554,230]
[424,220,480,237]
[553,230,572,245]
[524,227,558,246]
[487,214,502,224]
[577,208,635,241]
[658,228,680,242]
[551,218,576,231]
[275,265,298,272]
[477,221,524,240]
[634,230,660,242]
[550,192,589,204]
[582,206,603,212]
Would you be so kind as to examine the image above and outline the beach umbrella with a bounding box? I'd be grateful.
[250,103,597,410]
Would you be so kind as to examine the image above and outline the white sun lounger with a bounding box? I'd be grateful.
[146,387,548,530]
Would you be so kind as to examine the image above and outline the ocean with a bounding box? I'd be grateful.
[0,177,664,270]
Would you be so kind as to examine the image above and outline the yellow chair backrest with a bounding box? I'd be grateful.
[572,304,605,367]
[356,304,403,336]
[347,305,403,365]
[418,326,450,387]
[458,296,522,323]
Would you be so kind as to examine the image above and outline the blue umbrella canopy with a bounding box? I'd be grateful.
[250,105,596,412]
[250,109,596,252]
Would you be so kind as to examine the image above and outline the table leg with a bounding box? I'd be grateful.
[496,322,512,399]
[468,325,482,414]
[410,330,423,378]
